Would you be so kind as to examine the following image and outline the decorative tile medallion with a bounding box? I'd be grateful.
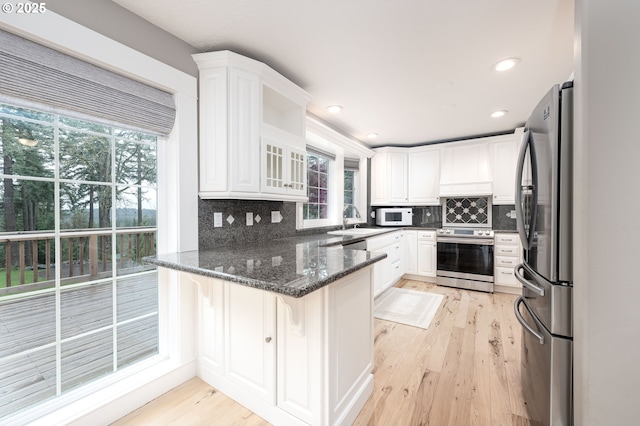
[444,197,489,225]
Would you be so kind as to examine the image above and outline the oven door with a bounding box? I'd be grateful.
[436,238,494,291]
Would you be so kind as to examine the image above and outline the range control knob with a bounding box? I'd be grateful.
[485,231,492,236]
[446,229,452,234]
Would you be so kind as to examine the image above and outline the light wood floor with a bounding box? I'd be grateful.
[112,280,531,426]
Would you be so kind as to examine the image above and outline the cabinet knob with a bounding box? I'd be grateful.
[265,337,272,343]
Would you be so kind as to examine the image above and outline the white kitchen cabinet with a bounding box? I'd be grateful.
[408,147,441,204]
[367,230,403,297]
[494,232,522,294]
[439,140,492,197]
[261,127,307,198]
[491,129,524,205]
[225,283,277,403]
[388,152,409,203]
[371,146,441,206]
[404,230,418,275]
[416,231,437,278]
[370,150,388,205]
[193,267,374,426]
[193,51,311,202]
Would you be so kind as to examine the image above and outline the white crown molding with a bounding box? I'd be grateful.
[306,115,375,158]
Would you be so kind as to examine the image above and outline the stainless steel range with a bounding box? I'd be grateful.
[436,228,495,293]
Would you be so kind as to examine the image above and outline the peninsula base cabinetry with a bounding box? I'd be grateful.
[188,266,374,426]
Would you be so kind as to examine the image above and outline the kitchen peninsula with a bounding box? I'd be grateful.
[145,235,386,426]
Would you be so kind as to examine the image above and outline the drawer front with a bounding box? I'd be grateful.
[495,245,520,257]
[495,233,519,246]
[386,242,402,263]
[495,255,519,268]
[495,266,519,286]
[367,232,397,250]
[417,231,436,241]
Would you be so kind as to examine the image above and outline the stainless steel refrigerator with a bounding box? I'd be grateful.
[514,82,573,426]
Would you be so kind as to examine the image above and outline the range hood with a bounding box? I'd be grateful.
[439,181,492,197]
[439,140,492,197]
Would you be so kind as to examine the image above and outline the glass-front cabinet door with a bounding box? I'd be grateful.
[288,146,306,197]
[263,138,286,194]
[261,136,306,197]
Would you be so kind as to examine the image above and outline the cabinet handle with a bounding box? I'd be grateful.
[265,337,272,343]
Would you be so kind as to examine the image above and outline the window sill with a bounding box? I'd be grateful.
[17,357,196,426]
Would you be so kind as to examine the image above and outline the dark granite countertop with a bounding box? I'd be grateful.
[144,234,387,298]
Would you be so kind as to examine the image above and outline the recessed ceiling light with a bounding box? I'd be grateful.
[366,133,378,139]
[326,105,343,114]
[492,58,520,72]
[491,110,508,118]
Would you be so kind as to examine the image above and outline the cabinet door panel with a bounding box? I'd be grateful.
[262,138,287,194]
[492,138,520,204]
[408,149,440,204]
[417,241,436,277]
[199,67,228,192]
[405,231,418,275]
[229,68,260,192]
[225,283,276,403]
[288,145,307,196]
[388,152,408,203]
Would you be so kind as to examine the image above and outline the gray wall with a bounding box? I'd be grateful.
[46,0,200,76]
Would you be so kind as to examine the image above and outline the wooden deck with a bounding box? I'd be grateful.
[0,272,158,420]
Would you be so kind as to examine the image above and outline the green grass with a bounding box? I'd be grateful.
[0,268,37,289]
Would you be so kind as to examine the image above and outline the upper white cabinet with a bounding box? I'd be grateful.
[193,51,311,201]
[261,126,307,198]
[439,141,492,197]
[408,147,441,204]
[491,129,524,205]
[371,145,440,206]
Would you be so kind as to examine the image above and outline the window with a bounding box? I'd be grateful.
[0,103,158,420]
[303,153,330,220]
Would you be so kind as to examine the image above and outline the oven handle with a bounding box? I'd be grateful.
[514,296,545,345]
[514,262,545,297]
[437,238,494,245]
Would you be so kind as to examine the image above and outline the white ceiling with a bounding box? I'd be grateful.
[114,0,574,147]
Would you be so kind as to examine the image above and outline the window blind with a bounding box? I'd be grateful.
[344,157,360,170]
[306,145,336,161]
[0,30,176,136]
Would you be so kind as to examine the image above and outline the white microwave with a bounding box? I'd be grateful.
[375,208,413,226]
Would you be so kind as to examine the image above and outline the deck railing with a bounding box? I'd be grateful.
[0,228,156,295]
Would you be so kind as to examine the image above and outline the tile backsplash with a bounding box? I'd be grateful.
[199,199,297,250]
[492,204,518,231]
[443,197,490,226]
[198,197,517,250]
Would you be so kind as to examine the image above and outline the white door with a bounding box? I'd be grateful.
[225,283,276,403]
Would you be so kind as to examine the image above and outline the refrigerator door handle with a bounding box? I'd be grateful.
[515,129,532,249]
[514,296,545,345]
[515,262,545,297]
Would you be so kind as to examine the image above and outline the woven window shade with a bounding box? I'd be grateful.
[344,157,360,170]
[0,29,176,136]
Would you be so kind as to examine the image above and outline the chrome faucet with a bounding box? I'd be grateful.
[342,204,362,229]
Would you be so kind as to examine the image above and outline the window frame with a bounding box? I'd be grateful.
[1,8,198,425]
[299,117,373,230]
[303,151,332,225]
